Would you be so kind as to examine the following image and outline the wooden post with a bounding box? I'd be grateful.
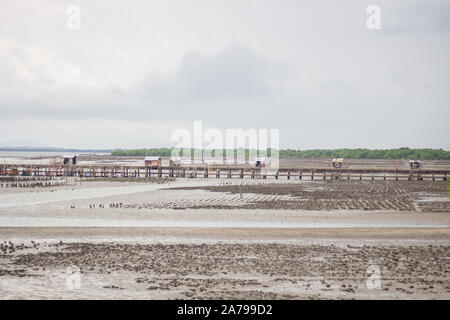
[323,172,326,180]
[287,171,290,180]
[204,167,208,178]
[275,171,278,179]
[299,170,302,180]
[251,170,255,179]
[228,169,232,179]
[240,169,244,179]
[311,172,314,180]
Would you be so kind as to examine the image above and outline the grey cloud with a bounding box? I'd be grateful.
[381,2,450,35]
[1,45,282,122]
[137,45,272,102]
[0,0,449,149]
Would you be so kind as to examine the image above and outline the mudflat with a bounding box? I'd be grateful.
[0,227,449,299]
[0,178,448,299]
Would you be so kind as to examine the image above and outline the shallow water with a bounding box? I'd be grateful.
[0,184,163,207]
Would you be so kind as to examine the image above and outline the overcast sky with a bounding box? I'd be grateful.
[0,0,449,149]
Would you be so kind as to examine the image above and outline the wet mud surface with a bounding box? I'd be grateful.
[1,240,449,299]
[166,181,450,212]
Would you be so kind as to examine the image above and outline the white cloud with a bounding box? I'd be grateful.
[0,36,96,93]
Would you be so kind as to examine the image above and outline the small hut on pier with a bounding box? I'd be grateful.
[145,156,161,167]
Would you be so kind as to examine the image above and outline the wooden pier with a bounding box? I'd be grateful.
[0,163,448,181]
